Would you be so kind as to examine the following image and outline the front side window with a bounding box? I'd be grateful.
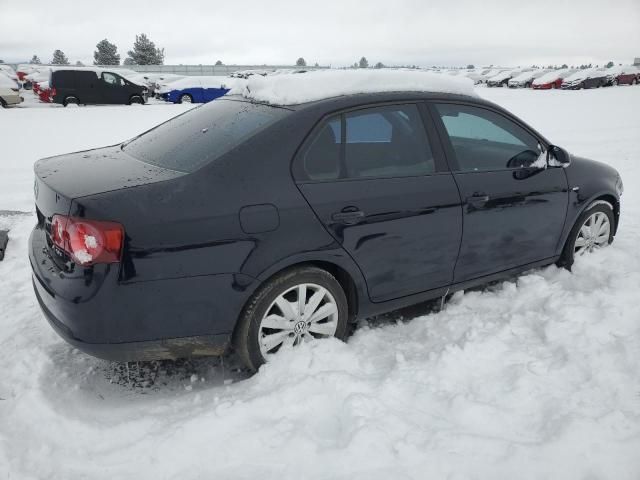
[102,72,121,86]
[435,103,542,172]
[300,104,435,181]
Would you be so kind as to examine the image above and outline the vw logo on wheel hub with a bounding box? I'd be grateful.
[293,321,307,334]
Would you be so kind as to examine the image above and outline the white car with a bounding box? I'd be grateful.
[487,69,532,87]
[0,65,19,83]
[508,69,551,88]
[0,72,23,107]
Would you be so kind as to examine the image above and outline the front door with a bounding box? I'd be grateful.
[431,102,569,282]
[100,72,126,104]
[294,103,463,302]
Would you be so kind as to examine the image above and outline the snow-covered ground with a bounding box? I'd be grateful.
[1,86,639,479]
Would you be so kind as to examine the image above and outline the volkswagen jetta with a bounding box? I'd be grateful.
[30,73,623,371]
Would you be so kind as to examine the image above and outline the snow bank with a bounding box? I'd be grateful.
[235,69,476,105]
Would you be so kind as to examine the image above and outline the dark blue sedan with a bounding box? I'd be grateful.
[30,86,623,371]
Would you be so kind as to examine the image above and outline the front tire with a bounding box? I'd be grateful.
[129,95,144,105]
[558,203,614,269]
[234,266,349,371]
[178,93,192,104]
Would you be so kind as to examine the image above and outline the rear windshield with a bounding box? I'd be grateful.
[123,99,291,172]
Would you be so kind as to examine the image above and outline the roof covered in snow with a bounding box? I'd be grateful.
[233,69,476,105]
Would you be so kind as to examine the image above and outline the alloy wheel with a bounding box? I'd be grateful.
[574,211,611,255]
[258,283,339,357]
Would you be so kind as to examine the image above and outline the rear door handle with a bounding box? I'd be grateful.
[466,194,490,207]
[332,207,365,225]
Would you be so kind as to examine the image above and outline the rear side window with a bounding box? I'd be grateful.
[299,104,435,181]
[123,99,290,172]
[435,103,542,171]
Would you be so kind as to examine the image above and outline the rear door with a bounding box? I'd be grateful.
[294,102,462,303]
[430,102,568,283]
[75,71,101,104]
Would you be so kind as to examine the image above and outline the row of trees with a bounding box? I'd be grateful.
[25,34,165,67]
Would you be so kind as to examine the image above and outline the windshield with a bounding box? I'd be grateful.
[123,98,291,173]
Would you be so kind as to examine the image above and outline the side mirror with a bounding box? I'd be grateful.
[547,145,571,167]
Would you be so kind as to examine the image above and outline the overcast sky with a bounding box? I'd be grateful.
[1,0,639,67]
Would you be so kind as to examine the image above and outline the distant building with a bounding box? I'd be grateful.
[634,58,640,66]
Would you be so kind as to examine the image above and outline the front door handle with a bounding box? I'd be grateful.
[466,194,490,207]
[332,207,365,225]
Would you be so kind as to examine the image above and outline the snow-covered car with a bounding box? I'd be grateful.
[532,69,577,89]
[16,64,36,82]
[157,75,232,103]
[30,69,623,371]
[561,68,610,90]
[606,65,640,86]
[508,69,550,88]
[36,80,54,103]
[0,65,19,83]
[0,73,23,107]
[461,69,493,84]
[486,69,528,87]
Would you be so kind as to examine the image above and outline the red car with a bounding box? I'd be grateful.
[37,81,53,103]
[532,69,576,90]
[611,66,639,86]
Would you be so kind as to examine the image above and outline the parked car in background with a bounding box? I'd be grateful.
[561,68,610,90]
[0,65,19,83]
[157,76,231,103]
[30,71,623,371]
[463,69,493,84]
[36,81,54,103]
[532,69,576,89]
[508,69,550,88]
[607,65,639,86]
[0,73,23,107]
[50,68,148,106]
[487,69,530,87]
[16,64,36,82]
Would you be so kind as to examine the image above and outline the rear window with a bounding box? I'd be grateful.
[123,99,290,172]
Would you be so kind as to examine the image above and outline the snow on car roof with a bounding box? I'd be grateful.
[532,69,575,85]
[234,69,476,105]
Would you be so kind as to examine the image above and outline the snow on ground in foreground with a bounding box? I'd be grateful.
[1,87,640,479]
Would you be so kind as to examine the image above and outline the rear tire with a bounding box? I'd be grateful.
[63,96,79,107]
[558,202,615,270]
[234,266,349,371]
[0,98,7,108]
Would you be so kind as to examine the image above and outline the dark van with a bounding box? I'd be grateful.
[50,69,148,106]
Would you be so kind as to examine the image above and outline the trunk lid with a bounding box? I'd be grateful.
[34,145,185,268]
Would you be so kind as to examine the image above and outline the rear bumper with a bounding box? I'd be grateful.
[2,94,23,105]
[33,280,229,361]
[29,226,252,361]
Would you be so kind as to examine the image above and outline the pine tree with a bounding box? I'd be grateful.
[51,50,70,65]
[30,55,41,64]
[94,39,120,65]
[374,62,384,69]
[125,34,165,65]
[75,61,84,66]
[358,57,369,68]
[296,57,306,67]
[605,61,614,68]
[466,64,475,69]
[215,60,223,65]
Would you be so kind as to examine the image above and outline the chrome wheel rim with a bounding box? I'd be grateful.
[180,95,191,103]
[575,211,610,255]
[258,283,339,357]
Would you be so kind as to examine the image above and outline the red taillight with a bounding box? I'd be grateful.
[50,215,124,266]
